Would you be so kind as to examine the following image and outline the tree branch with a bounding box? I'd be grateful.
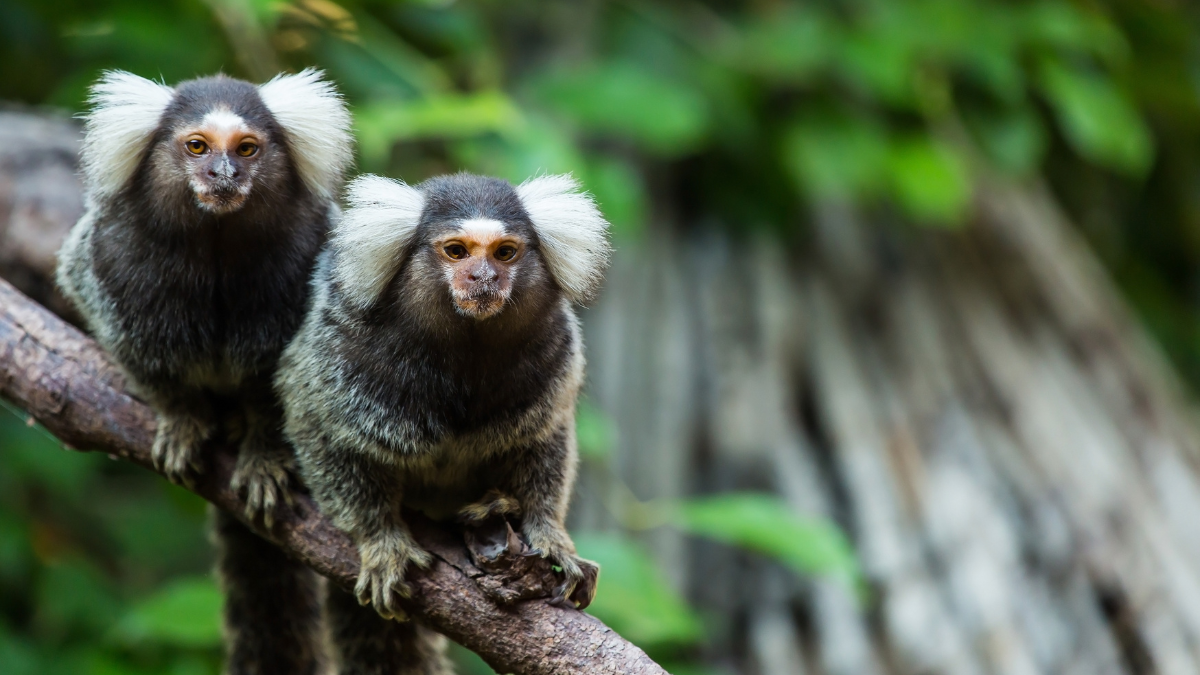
[0,276,666,675]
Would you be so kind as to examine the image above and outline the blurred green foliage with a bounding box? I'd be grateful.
[0,406,218,674]
[3,0,1200,672]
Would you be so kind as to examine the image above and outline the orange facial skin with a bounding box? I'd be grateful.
[175,110,264,213]
[434,225,525,319]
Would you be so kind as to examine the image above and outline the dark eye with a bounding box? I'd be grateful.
[444,244,469,260]
[237,142,258,157]
[185,139,208,155]
[494,245,517,262]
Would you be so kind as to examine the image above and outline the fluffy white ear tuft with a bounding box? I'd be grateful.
[81,71,175,198]
[516,174,612,303]
[258,68,353,200]
[332,174,425,307]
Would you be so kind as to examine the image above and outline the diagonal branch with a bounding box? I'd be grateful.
[0,276,666,675]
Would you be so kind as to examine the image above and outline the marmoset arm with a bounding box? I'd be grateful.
[0,277,666,675]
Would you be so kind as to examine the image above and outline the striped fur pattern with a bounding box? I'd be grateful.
[277,173,607,671]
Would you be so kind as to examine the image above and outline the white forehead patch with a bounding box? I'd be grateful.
[200,108,247,134]
[455,218,506,240]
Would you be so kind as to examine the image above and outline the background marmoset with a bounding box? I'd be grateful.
[56,69,351,675]
[276,172,610,673]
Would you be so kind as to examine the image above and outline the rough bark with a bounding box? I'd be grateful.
[0,276,665,675]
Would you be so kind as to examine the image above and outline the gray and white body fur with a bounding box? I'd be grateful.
[57,69,351,675]
[277,172,608,672]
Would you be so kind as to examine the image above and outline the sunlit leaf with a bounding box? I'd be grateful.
[886,137,973,226]
[839,24,916,105]
[450,116,585,183]
[672,493,860,588]
[574,533,704,648]
[784,111,890,201]
[355,91,523,167]
[1038,61,1154,174]
[113,577,222,648]
[531,60,710,156]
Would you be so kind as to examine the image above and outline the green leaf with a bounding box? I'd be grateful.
[964,104,1048,175]
[1023,1,1129,65]
[726,7,835,82]
[531,60,710,156]
[34,559,122,637]
[886,137,973,226]
[1038,61,1154,174]
[784,111,890,201]
[0,511,33,585]
[576,400,617,461]
[672,493,860,588]
[0,406,104,496]
[354,91,524,168]
[0,624,42,675]
[573,533,704,648]
[580,155,647,239]
[113,577,222,648]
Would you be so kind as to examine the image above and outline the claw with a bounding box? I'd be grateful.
[231,446,294,528]
[152,413,208,487]
[355,529,430,621]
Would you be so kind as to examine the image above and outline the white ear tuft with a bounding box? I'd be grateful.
[516,174,612,303]
[81,71,175,198]
[258,68,353,200]
[333,174,425,307]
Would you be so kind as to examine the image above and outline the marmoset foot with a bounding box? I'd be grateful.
[151,413,211,488]
[230,444,295,528]
[524,522,600,610]
[356,529,432,621]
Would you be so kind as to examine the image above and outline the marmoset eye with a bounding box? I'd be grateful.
[237,142,258,157]
[494,245,517,261]
[444,244,469,260]
[185,139,208,155]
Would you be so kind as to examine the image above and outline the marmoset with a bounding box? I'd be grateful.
[57,69,352,675]
[276,172,609,672]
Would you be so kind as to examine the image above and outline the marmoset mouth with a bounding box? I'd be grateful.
[194,180,251,213]
[453,291,506,319]
[195,189,249,213]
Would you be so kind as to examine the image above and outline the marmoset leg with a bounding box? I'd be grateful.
[497,427,599,609]
[148,385,216,488]
[326,586,454,675]
[211,507,325,675]
[230,380,296,527]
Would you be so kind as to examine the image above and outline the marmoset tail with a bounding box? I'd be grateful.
[277,172,610,672]
[57,69,352,675]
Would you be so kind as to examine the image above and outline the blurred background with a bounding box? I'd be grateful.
[4,0,1200,673]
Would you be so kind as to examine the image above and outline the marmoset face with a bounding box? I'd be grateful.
[172,108,271,214]
[432,218,528,319]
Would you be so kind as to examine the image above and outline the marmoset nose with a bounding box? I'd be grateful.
[207,159,240,180]
[468,266,497,283]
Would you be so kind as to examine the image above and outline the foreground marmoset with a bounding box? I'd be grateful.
[57,69,352,675]
[277,172,609,671]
